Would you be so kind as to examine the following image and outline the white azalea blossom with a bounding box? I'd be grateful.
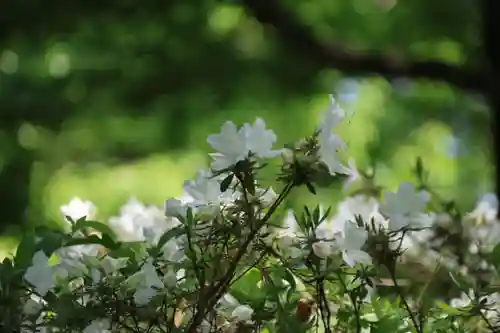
[24,251,56,297]
[231,304,254,322]
[337,221,371,267]
[207,118,280,170]
[100,256,128,275]
[181,169,228,219]
[312,240,335,259]
[207,121,248,170]
[317,96,349,175]
[469,193,498,223]
[333,195,387,230]
[343,158,361,190]
[380,182,430,231]
[165,198,189,219]
[23,295,46,316]
[450,289,500,320]
[60,197,96,222]
[134,286,158,306]
[125,258,173,305]
[240,118,281,159]
[275,229,304,258]
[253,186,277,208]
[218,294,254,323]
[109,198,171,243]
[162,238,184,262]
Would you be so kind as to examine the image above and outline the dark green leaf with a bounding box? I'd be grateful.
[36,232,65,257]
[64,233,118,250]
[312,205,320,226]
[415,157,424,179]
[151,227,185,257]
[230,267,266,305]
[14,230,36,269]
[320,206,332,223]
[242,172,256,196]
[72,220,117,241]
[305,182,316,195]
[220,174,234,193]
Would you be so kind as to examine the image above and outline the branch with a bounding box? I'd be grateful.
[240,0,486,93]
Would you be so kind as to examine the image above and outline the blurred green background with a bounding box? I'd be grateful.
[0,0,493,254]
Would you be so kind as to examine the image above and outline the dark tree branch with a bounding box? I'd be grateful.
[241,0,486,93]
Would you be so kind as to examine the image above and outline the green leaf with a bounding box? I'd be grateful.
[320,206,331,223]
[150,227,185,257]
[230,267,266,306]
[435,300,465,316]
[312,205,320,226]
[35,232,65,257]
[72,220,117,241]
[64,233,118,250]
[14,230,36,269]
[242,171,256,196]
[305,182,316,195]
[186,207,194,227]
[108,241,144,260]
[220,174,234,193]
[267,266,297,301]
[415,157,424,179]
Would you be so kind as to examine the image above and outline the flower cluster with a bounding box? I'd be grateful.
[2,95,500,333]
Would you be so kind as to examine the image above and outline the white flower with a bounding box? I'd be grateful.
[207,118,280,170]
[274,230,303,258]
[60,197,95,222]
[166,169,237,221]
[83,318,111,333]
[182,169,230,219]
[109,198,169,243]
[23,295,45,316]
[165,198,188,219]
[450,289,473,308]
[312,241,334,258]
[483,292,500,320]
[207,121,248,170]
[183,169,224,204]
[380,182,430,231]
[318,95,345,133]
[141,259,164,289]
[163,268,181,288]
[335,221,371,267]
[100,256,128,275]
[469,193,498,223]
[317,96,349,175]
[162,239,184,262]
[343,158,360,190]
[231,304,254,322]
[254,187,277,208]
[240,118,281,159]
[318,134,348,175]
[218,294,254,322]
[134,286,158,306]
[24,251,55,296]
[333,195,384,228]
[126,257,169,305]
[283,209,300,233]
